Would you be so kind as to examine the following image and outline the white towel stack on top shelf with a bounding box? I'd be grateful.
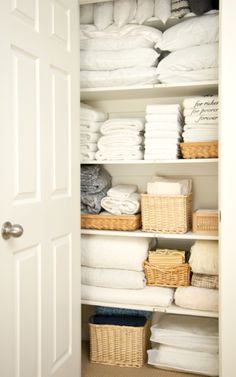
[182,95,219,142]
[80,104,107,162]
[101,184,141,215]
[144,104,183,160]
[148,313,219,376]
[96,118,145,160]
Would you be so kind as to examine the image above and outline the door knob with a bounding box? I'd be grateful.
[1,221,24,240]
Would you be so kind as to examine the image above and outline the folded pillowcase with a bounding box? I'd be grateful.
[114,0,136,27]
[159,13,219,51]
[154,0,171,23]
[80,4,94,24]
[93,1,113,30]
[136,0,154,24]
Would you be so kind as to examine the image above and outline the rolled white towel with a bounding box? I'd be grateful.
[80,132,100,143]
[80,143,98,152]
[81,151,96,161]
[101,118,145,135]
[80,103,108,121]
[101,193,141,215]
[146,104,181,114]
[107,184,138,199]
[81,266,146,289]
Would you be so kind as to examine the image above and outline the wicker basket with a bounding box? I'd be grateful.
[148,249,185,266]
[89,321,149,368]
[144,261,190,287]
[141,193,192,234]
[81,213,141,231]
[180,141,218,159]
[192,210,219,235]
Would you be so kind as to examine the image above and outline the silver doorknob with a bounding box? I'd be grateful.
[1,221,24,240]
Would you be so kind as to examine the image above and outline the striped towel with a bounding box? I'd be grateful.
[171,0,190,18]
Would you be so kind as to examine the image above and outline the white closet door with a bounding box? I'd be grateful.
[0,1,80,377]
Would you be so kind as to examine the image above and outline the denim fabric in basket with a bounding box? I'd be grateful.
[90,314,147,327]
[95,305,151,319]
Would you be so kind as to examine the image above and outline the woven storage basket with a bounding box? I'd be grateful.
[148,249,185,266]
[89,321,149,368]
[180,141,218,159]
[144,261,190,287]
[81,213,141,231]
[141,193,192,234]
[192,210,219,235]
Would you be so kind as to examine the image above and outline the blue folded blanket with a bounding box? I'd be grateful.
[89,314,147,327]
[95,305,151,319]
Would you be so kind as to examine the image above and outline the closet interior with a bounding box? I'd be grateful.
[79,1,219,376]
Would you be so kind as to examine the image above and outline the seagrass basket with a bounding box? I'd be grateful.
[141,193,192,233]
[192,210,219,235]
[81,213,141,231]
[144,261,190,287]
[89,320,149,368]
[180,141,218,159]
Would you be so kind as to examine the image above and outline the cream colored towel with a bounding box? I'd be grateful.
[189,240,218,275]
[175,286,218,312]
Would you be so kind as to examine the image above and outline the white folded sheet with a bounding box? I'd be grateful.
[183,96,218,110]
[183,129,218,142]
[80,67,160,88]
[80,103,108,121]
[185,115,218,124]
[80,143,97,152]
[189,240,218,275]
[101,193,141,215]
[147,176,192,195]
[81,151,96,161]
[174,286,219,312]
[145,122,182,132]
[148,345,219,376]
[80,120,103,133]
[82,235,149,271]
[98,135,143,149]
[80,48,159,71]
[80,132,100,143]
[150,314,218,353]
[82,284,174,307]
[146,104,181,114]
[81,266,146,289]
[101,118,145,135]
[158,68,218,84]
[107,184,138,199]
[95,150,144,160]
[146,113,182,123]
[80,35,155,51]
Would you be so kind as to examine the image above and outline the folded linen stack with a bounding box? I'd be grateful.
[101,184,141,215]
[144,104,183,160]
[81,165,112,214]
[148,313,219,376]
[175,241,219,312]
[80,104,107,162]
[80,24,162,88]
[96,118,145,160]
[182,95,219,142]
[157,13,219,83]
[81,235,175,307]
[147,176,192,195]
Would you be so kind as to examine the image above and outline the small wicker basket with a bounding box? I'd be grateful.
[144,261,190,287]
[89,321,149,368]
[141,193,192,234]
[180,141,218,159]
[192,210,219,235]
[81,213,141,231]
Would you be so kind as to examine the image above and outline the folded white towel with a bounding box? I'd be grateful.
[147,176,192,195]
[101,193,141,215]
[107,184,138,199]
[145,138,180,146]
[184,124,218,131]
[80,120,103,133]
[81,151,96,161]
[80,143,97,152]
[81,266,146,289]
[183,105,218,117]
[98,135,143,149]
[82,284,175,307]
[185,115,218,124]
[145,130,181,138]
[146,104,181,114]
[80,103,108,121]
[145,122,182,132]
[101,118,145,135]
[183,96,218,110]
[95,149,144,161]
[189,240,218,275]
[183,135,218,142]
[80,132,100,143]
[146,114,183,123]
[175,286,218,312]
[183,128,218,138]
[82,235,149,271]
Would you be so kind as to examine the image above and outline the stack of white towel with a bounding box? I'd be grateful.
[81,235,175,307]
[80,104,107,162]
[101,184,140,215]
[80,24,162,88]
[96,118,145,160]
[148,313,219,376]
[144,104,183,160]
[182,95,219,142]
[147,176,192,195]
[157,13,219,83]
[175,241,219,312]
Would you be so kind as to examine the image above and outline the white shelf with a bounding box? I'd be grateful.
[81,158,218,165]
[81,81,218,101]
[81,229,219,240]
[82,300,218,318]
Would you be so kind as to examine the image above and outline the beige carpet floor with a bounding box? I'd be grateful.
[82,341,205,377]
